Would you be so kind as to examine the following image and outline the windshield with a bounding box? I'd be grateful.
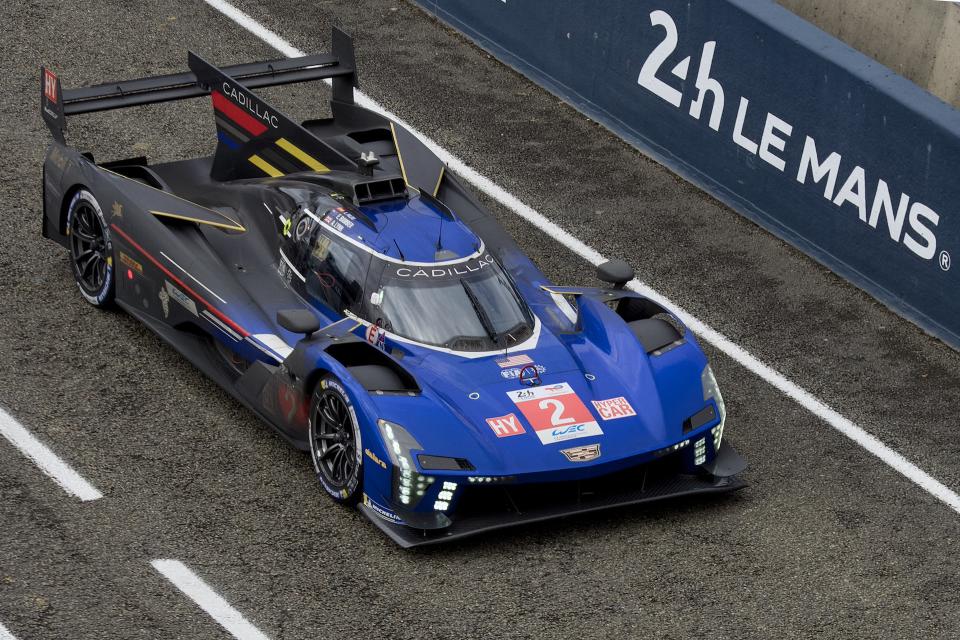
[375,257,534,351]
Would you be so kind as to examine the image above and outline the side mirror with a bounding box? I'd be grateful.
[277,309,321,338]
[596,260,633,289]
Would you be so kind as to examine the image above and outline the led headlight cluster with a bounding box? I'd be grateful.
[654,439,690,458]
[710,423,724,451]
[701,365,726,452]
[378,419,434,507]
[693,437,707,466]
[466,476,515,484]
[433,481,458,512]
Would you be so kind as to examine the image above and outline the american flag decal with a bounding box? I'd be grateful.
[495,354,534,368]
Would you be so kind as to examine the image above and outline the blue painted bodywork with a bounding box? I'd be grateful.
[260,183,724,527]
[77,162,726,533]
[356,197,480,263]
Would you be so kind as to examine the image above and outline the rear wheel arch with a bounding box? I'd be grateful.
[59,183,89,236]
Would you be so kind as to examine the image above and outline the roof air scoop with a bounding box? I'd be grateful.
[354,176,407,204]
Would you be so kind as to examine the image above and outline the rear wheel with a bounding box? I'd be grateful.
[67,189,114,307]
[308,377,363,505]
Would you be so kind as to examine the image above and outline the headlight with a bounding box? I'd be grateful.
[377,419,434,508]
[701,365,726,453]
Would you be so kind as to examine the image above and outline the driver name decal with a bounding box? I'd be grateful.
[506,383,602,445]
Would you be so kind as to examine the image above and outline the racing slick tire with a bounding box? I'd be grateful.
[308,376,363,505]
[66,189,115,308]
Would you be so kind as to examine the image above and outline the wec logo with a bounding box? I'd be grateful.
[551,424,585,437]
[636,9,945,264]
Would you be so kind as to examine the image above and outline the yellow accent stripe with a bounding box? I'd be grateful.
[101,167,245,230]
[433,165,445,196]
[276,138,329,173]
[248,154,283,177]
[389,122,410,186]
[149,210,246,232]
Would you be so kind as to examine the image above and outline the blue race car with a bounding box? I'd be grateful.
[39,30,745,547]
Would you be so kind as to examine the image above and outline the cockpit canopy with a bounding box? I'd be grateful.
[374,255,534,351]
[280,185,536,352]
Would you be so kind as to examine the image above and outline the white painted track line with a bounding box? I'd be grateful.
[0,405,102,502]
[151,560,270,640]
[0,621,19,640]
[203,0,960,515]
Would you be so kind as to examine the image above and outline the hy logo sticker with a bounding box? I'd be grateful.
[485,413,526,438]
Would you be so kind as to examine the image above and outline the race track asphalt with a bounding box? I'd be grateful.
[1,1,959,638]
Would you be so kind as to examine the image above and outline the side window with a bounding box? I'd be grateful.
[364,261,394,332]
[306,233,370,315]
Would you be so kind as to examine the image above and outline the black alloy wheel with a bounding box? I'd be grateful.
[309,378,362,504]
[68,190,114,306]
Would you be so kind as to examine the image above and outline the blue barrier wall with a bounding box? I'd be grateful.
[415,0,960,349]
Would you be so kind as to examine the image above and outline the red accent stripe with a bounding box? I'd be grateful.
[211,90,268,137]
[110,224,250,338]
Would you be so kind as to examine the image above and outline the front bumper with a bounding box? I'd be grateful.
[359,442,747,548]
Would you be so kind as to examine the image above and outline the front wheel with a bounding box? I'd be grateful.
[308,377,363,505]
[67,189,114,307]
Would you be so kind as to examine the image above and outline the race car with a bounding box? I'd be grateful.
[38,29,746,547]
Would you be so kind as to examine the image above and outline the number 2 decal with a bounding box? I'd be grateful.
[539,398,575,427]
[507,383,604,445]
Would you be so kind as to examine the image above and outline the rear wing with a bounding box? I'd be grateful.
[41,27,359,178]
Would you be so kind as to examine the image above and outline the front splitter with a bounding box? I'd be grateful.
[360,443,747,548]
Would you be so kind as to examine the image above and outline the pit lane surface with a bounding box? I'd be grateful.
[2,0,959,638]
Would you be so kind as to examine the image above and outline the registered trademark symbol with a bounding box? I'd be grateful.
[940,250,951,272]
